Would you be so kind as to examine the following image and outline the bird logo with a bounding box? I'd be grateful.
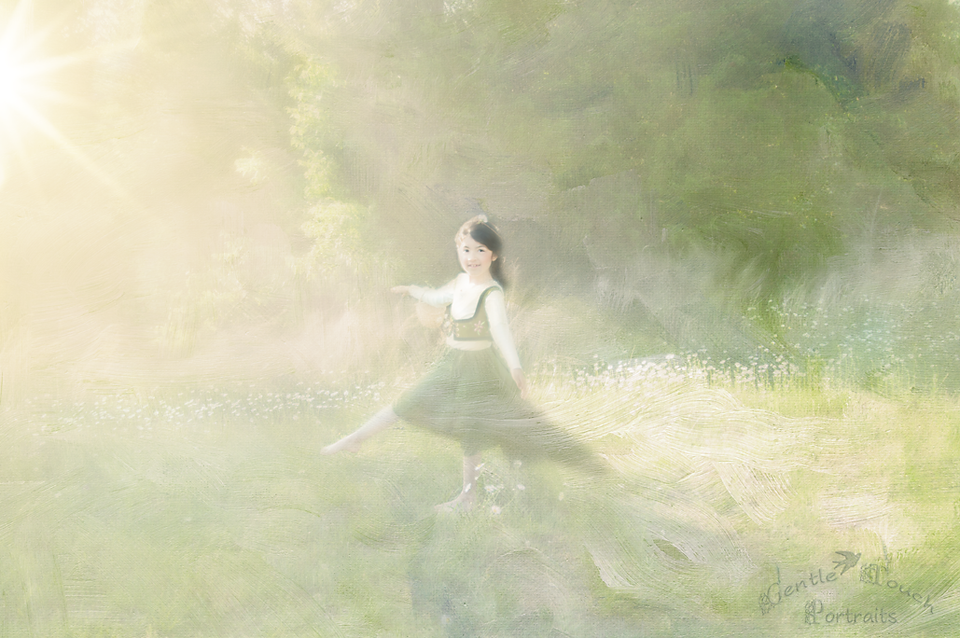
[834,551,861,575]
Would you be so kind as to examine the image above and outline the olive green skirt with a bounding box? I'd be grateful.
[394,347,597,469]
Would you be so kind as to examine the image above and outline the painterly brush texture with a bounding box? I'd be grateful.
[2,0,960,635]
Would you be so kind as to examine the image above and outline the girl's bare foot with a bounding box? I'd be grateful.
[434,491,476,513]
[320,435,362,455]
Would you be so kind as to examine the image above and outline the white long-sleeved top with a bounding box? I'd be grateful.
[409,273,522,371]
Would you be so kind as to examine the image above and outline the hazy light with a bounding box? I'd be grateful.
[0,47,26,110]
[0,0,126,194]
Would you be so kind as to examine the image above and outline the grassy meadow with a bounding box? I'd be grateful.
[2,343,960,637]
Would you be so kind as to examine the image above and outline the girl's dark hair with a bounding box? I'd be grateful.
[457,215,507,288]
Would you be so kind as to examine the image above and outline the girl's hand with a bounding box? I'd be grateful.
[391,285,411,296]
[511,368,528,400]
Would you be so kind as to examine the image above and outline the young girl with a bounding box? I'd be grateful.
[322,216,596,511]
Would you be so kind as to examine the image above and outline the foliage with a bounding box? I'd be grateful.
[256,0,960,331]
[27,0,960,357]
[288,58,338,200]
[299,199,371,275]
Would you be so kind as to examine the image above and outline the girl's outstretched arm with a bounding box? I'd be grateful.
[393,278,457,307]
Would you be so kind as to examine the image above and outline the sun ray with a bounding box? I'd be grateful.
[0,0,141,197]
[12,97,127,196]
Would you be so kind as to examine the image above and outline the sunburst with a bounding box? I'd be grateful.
[0,0,123,192]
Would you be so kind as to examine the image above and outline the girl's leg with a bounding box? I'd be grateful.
[436,453,482,512]
[321,406,398,454]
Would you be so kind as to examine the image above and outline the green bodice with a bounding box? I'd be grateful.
[444,285,501,342]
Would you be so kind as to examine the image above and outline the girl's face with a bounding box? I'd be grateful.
[458,234,497,281]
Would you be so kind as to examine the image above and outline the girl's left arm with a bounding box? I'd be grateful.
[485,290,528,399]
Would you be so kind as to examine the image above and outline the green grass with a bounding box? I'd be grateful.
[0,369,958,637]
